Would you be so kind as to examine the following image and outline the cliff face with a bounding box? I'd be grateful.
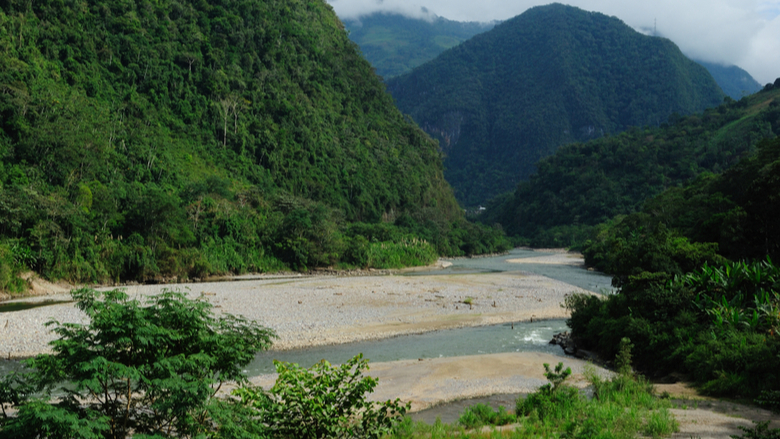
[387,4,725,206]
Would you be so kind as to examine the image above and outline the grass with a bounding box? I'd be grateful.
[387,363,679,439]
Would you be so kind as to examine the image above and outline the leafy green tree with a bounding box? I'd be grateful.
[0,288,276,438]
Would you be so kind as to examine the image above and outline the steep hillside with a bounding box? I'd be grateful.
[0,0,507,290]
[697,60,762,99]
[343,13,494,79]
[481,85,780,246]
[386,4,725,206]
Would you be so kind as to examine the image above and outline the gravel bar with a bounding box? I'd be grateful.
[0,270,590,359]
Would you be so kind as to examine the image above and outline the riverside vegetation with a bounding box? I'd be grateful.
[487,83,780,410]
[0,289,409,438]
[0,292,682,439]
[389,344,680,438]
[0,0,510,295]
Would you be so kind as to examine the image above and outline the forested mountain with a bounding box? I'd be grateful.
[696,60,762,100]
[0,0,508,291]
[481,84,780,246]
[344,11,760,104]
[386,4,725,206]
[343,13,494,79]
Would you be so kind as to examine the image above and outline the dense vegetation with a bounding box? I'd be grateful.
[561,94,780,404]
[0,0,509,293]
[482,85,780,247]
[0,289,408,438]
[343,13,493,79]
[386,4,725,206]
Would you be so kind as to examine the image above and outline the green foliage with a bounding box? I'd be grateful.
[486,87,780,245]
[0,0,509,287]
[388,4,725,206]
[582,219,727,283]
[615,337,634,375]
[0,288,276,438]
[0,242,27,294]
[457,403,515,429]
[388,361,677,439]
[732,421,780,439]
[580,136,780,277]
[517,362,579,420]
[757,390,780,414]
[235,354,409,439]
[567,259,780,399]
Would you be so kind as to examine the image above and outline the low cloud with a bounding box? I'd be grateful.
[327,0,780,84]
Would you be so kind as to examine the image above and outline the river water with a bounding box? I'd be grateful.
[246,248,613,374]
[1,249,613,378]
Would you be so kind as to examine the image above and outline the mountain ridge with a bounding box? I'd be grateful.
[386,4,726,206]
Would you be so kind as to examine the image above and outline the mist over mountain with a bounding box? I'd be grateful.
[385,4,726,206]
[343,13,494,79]
[695,61,762,99]
[345,13,760,101]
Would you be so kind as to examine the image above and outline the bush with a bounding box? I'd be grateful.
[235,354,409,439]
[517,362,581,421]
[567,259,780,399]
[0,288,276,438]
[457,403,515,429]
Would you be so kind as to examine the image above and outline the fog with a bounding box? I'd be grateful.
[327,0,780,84]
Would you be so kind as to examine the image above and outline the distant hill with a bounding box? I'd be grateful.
[0,0,510,290]
[696,61,762,99]
[480,85,780,246]
[386,4,726,206]
[343,13,494,79]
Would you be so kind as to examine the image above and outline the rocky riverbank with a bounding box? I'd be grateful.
[0,269,591,359]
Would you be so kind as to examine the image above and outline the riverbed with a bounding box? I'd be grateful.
[1,249,616,410]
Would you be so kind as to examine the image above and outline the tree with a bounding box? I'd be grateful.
[0,288,276,438]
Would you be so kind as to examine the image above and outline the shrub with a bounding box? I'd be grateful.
[457,403,515,429]
[0,288,276,438]
[235,354,409,439]
[517,362,581,421]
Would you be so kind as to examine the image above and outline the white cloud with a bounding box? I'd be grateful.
[327,0,780,84]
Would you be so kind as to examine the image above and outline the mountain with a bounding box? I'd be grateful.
[345,13,759,103]
[0,0,509,290]
[386,4,726,206]
[696,61,762,100]
[480,85,780,247]
[343,13,494,79]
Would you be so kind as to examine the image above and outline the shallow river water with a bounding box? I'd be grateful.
[247,249,612,374]
[1,249,613,381]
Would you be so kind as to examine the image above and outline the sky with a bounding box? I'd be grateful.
[326,0,780,84]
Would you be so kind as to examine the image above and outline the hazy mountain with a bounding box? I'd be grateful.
[695,61,762,100]
[386,4,726,206]
[345,13,758,103]
[343,13,495,79]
